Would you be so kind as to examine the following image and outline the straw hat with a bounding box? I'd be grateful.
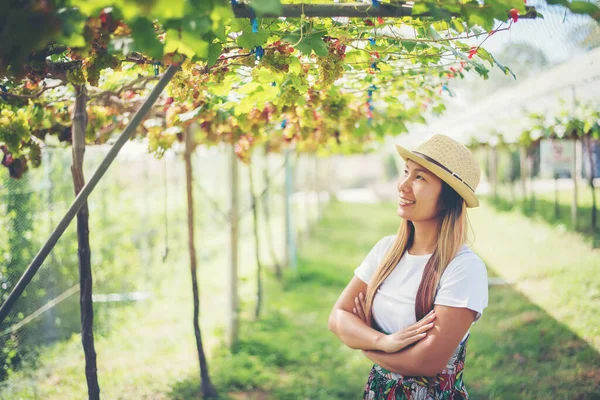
[395,134,481,208]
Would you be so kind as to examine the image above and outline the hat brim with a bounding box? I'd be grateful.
[395,144,479,208]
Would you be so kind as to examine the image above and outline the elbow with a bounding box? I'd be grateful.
[328,309,339,334]
[328,309,358,348]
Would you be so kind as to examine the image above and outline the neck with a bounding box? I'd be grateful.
[409,219,440,255]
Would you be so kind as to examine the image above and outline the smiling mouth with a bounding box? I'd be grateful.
[399,198,416,205]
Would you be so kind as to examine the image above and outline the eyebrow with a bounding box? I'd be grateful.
[404,165,430,175]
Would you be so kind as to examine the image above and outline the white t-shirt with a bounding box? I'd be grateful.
[354,235,488,342]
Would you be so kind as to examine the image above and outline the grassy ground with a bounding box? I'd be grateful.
[490,183,600,247]
[2,200,599,399]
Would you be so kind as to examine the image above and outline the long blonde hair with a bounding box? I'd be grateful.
[364,181,469,326]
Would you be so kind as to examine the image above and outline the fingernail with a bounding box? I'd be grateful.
[359,292,364,299]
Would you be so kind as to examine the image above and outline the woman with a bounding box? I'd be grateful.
[328,134,488,399]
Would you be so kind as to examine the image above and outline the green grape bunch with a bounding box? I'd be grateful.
[66,68,86,86]
[317,38,346,88]
[277,86,301,108]
[260,41,295,74]
[83,51,121,87]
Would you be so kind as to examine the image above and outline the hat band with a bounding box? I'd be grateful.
[413,151,475,193]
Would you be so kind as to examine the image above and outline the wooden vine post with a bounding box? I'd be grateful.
[572,137,578,229]
[284,148,297,271]
[70,83,100,400]
[228,144,240,347]
[183,125,217,398]
[248,162,264,319]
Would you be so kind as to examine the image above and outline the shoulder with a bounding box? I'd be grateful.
[373,235,396,254]
[444,245,487,275]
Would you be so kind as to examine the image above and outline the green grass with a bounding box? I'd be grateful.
[2,200,599,399]
[488,183,600,247]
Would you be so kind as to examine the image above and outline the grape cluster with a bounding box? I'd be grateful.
[234,134,255,164]
[147,127,177,158]
[84,52,121,86]
[66,68,86,86]
[322,90,348,120]
[168,61,208,103]
[240,54,257,68]
[1,146,28,178]
[317,39,346,88]
[277,87,301,108]
[261,41,295,73]
[210,66,230,83]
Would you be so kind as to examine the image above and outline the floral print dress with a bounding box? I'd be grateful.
[362,334,470,400]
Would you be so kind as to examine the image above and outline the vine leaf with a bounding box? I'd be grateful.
[249,0,283,17]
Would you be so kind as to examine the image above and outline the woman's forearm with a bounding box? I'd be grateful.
[362,342,440,377]
[328,308,385,350]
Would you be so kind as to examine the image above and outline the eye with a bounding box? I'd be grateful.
[403,170,409,176]
[416,175,425,180]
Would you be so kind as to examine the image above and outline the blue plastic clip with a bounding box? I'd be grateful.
[252,18,259,33]
[368,37,376,46]
[254,46,264,60]
[281,119,287,129]
[230,0,238,5]
[271,81,277,87]
[153,62,160,77]
[372,0,380,7]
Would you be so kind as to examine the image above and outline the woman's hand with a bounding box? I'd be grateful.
[352,293,436,353]
[352,292,368,323]
[377,310,436,353]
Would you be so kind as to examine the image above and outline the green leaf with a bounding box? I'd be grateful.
[182,16,213,36]
[569,1,600,20]
[249,0,283,16]
[311,37,328,57]
[130,17,164,60]
[237,31,269,50]
[344,50,371,64]
[427,26,442,41]
[490,53,517,80]
[207,43,222,68]
[475,47,493,66]
[152,0,186,19]
[164,29,202,59]
[463,5,497,31]
[289,57,302,74]
[289,33,327,56]
[412,2,430,15]
[452,19,465,34]
[181,30,209,58]
[401,41,417,53]
[63,33,86,48]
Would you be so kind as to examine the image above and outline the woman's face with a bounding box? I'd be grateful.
[396,159,444,222]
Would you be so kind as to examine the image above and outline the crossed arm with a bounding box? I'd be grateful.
[328,276,476,377]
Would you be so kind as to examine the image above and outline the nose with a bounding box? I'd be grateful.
[397,175,412,194]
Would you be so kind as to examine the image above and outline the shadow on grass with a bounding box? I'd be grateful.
[168,202,600,400]
[484,195,600,248]
[469,256,600,399]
